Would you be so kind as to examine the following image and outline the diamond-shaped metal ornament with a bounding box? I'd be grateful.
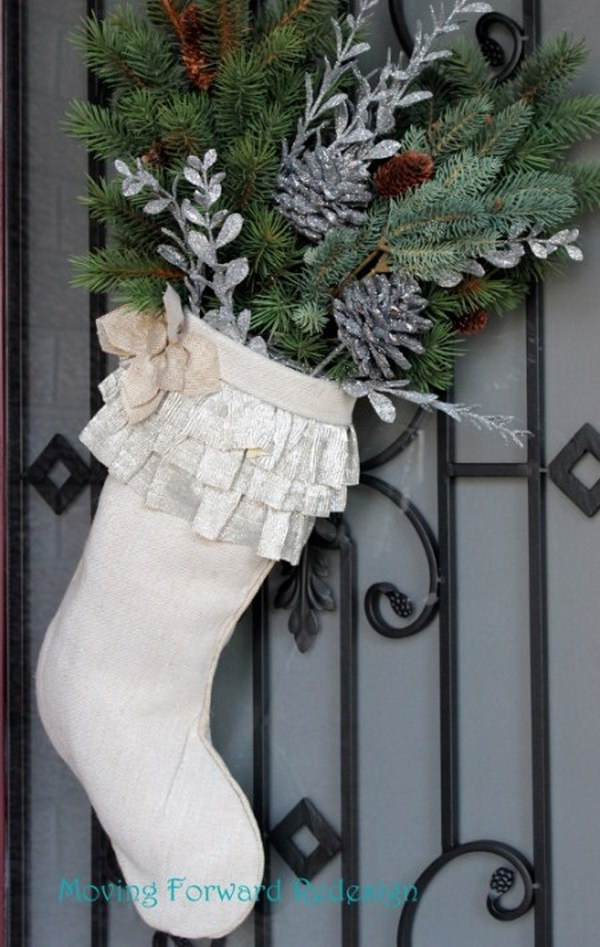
[270,797,341,880]
[26,434,91,514]
[549,423,600,517]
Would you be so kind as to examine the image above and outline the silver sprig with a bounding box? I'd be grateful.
[277,0,492,240]
[436,223,583,287]
[343,378,529,444]
[116,151,251,342]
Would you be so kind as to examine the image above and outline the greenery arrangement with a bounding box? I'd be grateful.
[67,0,600,427]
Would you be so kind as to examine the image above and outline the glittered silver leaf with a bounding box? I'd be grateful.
[143,197,171,215]
[368,390,397,422]
[157,245,187,268]
[187,231,218,266]
[202,149,217,170]
[482,244,525,267]
[215,214,244,248]
[566,245,584,261]
[121,178,146,197]
[223,258,249,289]
[183,166,204,187]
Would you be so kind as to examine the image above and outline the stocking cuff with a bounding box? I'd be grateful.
[81,311,359,564]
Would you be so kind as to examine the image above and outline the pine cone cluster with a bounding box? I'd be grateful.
[455,308,489,335]
[333,274,431,380]
[277,145,372,242]
[374,151,435,198]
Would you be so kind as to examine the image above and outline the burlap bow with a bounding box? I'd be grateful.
[97,286,221,424]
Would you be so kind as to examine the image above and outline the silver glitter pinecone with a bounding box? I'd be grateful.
[334,274,431,380]
[276,145,372,242]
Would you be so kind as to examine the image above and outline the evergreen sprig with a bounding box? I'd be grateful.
[66,0,600,416]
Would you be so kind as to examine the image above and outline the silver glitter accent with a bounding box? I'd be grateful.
[333,274,431,380]
[116,152,250,341]
[343,377,529,443]
[277,0,492,240]
[80,366,360,565]
[526,226,582,261]
[480,225,583,269]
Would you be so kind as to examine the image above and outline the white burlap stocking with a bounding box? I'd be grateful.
[36,311,358,939]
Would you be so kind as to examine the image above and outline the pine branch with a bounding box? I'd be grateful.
[426,276,528,317]
[212,47,268,139]
[427,96,494,158]
[564,160,600,212]
[81,175,164,249]
[158,0,183,33]
[250,283,299,336]
[71,247,184,294]
[406,315,459,391]
[217,0,247,56]
[435,150,501,197]
[492,170,577,228]
[237,205,302,279]
[511,96,600,171]
[157,92,215,158]
[439,36,496,102]
[72,8,183,91]
[473,100,533,160]
[291,301,329,333]
[278,0,323,29]
[65,101,135,159]
[509,33,588,109]
[145,0,188,29]
[221,131,279,210]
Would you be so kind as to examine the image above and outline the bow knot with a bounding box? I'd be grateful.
[97,286,221,424]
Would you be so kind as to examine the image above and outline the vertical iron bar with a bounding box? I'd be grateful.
[522,0,553,943]
[253,581,271,947]
[87,0,107,486]
[339,527,359,946]
[526,285,552,947]
[5,0,29,943]
[437,411,459,852]
[250,4,268,940]
[87,2,109,946]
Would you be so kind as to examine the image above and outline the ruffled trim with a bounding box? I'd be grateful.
[80,367,359,564]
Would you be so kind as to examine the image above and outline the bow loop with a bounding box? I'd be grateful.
[96,290,221,423]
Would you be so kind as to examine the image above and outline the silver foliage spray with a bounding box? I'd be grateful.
[116,151,254,344]
[276,0,492,241]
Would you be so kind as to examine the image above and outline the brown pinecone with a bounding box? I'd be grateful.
[455,308,489,335]
[141,140,167,168]
[142,139,168,168]
[374,151,435,198]
[180,5,215,91]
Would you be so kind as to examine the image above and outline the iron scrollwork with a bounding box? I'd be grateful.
[476,13,526,81]
[274,517,346,653]
[397,840,535,945]
[361,474,440,639]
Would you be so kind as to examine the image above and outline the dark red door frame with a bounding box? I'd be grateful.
[1,0,7,935]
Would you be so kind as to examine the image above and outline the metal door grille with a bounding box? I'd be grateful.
[6,0,598,944]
